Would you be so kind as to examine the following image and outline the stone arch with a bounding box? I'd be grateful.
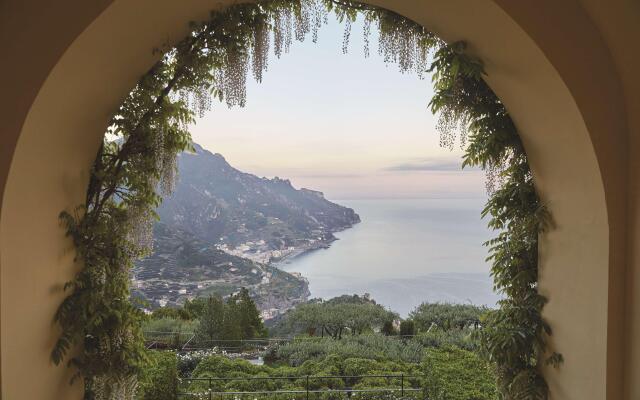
[1,1,634,399]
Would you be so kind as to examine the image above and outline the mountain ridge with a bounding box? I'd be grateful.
[132,143,360,318]
[156,142,360,263]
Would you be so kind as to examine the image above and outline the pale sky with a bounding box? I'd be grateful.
[190,14,485,200]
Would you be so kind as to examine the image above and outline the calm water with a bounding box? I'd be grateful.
[277,198,500,316]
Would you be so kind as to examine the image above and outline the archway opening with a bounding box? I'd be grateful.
[135,12,500,397]
[0,1,613,400]
[50,2,551,399]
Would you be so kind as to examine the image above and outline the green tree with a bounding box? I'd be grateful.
[150,306,191,321]
[285,298,396,339]
[184,297,209,320]
[409,303,486,332]
[195,296,224,343]
[221,297,243,343]
[235,288,267,339]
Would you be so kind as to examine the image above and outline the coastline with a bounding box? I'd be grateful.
[270,220,360,269]
[261,198,496,316]
[256,216,360,318]
[270,238,334,268]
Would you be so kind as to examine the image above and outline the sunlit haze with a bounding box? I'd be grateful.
[190,15,485,201]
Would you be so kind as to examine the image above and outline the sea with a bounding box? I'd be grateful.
[276,198,501,316]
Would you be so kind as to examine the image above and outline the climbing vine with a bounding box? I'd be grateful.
[428,41,563,398]
[53,1,560,399]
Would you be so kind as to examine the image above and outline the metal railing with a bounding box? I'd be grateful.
[181,338,289,351]
[143,332,289,352]
[178,374,422,399]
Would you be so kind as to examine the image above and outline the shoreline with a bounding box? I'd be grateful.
[270,238,334,268]
[258,220,360,316]
[270,220,359,269]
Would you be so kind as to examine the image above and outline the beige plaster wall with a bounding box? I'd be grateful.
[0,0,637,399]
[575,2,640,398]
[0,2,234,398]
[486,4,629,399]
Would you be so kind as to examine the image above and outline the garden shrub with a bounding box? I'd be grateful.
[186,352,423,398]
[276,335,424,365]
[136,351,179,400]
[421,347,497,400]
[413,329,479,352]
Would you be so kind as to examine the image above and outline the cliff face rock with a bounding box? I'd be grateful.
[132,143,358,315]
[156,143,360,262]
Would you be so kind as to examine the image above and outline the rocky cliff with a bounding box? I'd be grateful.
[132,143,359,316]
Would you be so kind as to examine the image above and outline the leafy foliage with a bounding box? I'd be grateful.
[135,351,179,400]
[409,302,486,331]
[149,307,192,321]
[194,296,225,343]
[142,290,266,350]
[142,318,198,348]
[428,42,561,398]
[273,335,425,365]
[148,296,212,321]
[422,347,498,400]
[180,347,495,400]
[175,349,222,377]
[195,289,267,344]
[55,0,557,398]
[188,354,422,398]
[284,297,397,339]
[381,320,397,336]
[399,320,416,337]
[413,330,479,352]
[234,288,268,339]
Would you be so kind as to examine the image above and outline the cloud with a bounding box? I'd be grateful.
[384,158,470,172]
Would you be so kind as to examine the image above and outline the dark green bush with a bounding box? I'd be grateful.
[187,354,421,398]
[399,320,415,336]
[413,330,479,352]
[409,303,486,332]
[421,347,497,400]
[275,335,424,365]
[136,351,179,400]
[381,320,396,336]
